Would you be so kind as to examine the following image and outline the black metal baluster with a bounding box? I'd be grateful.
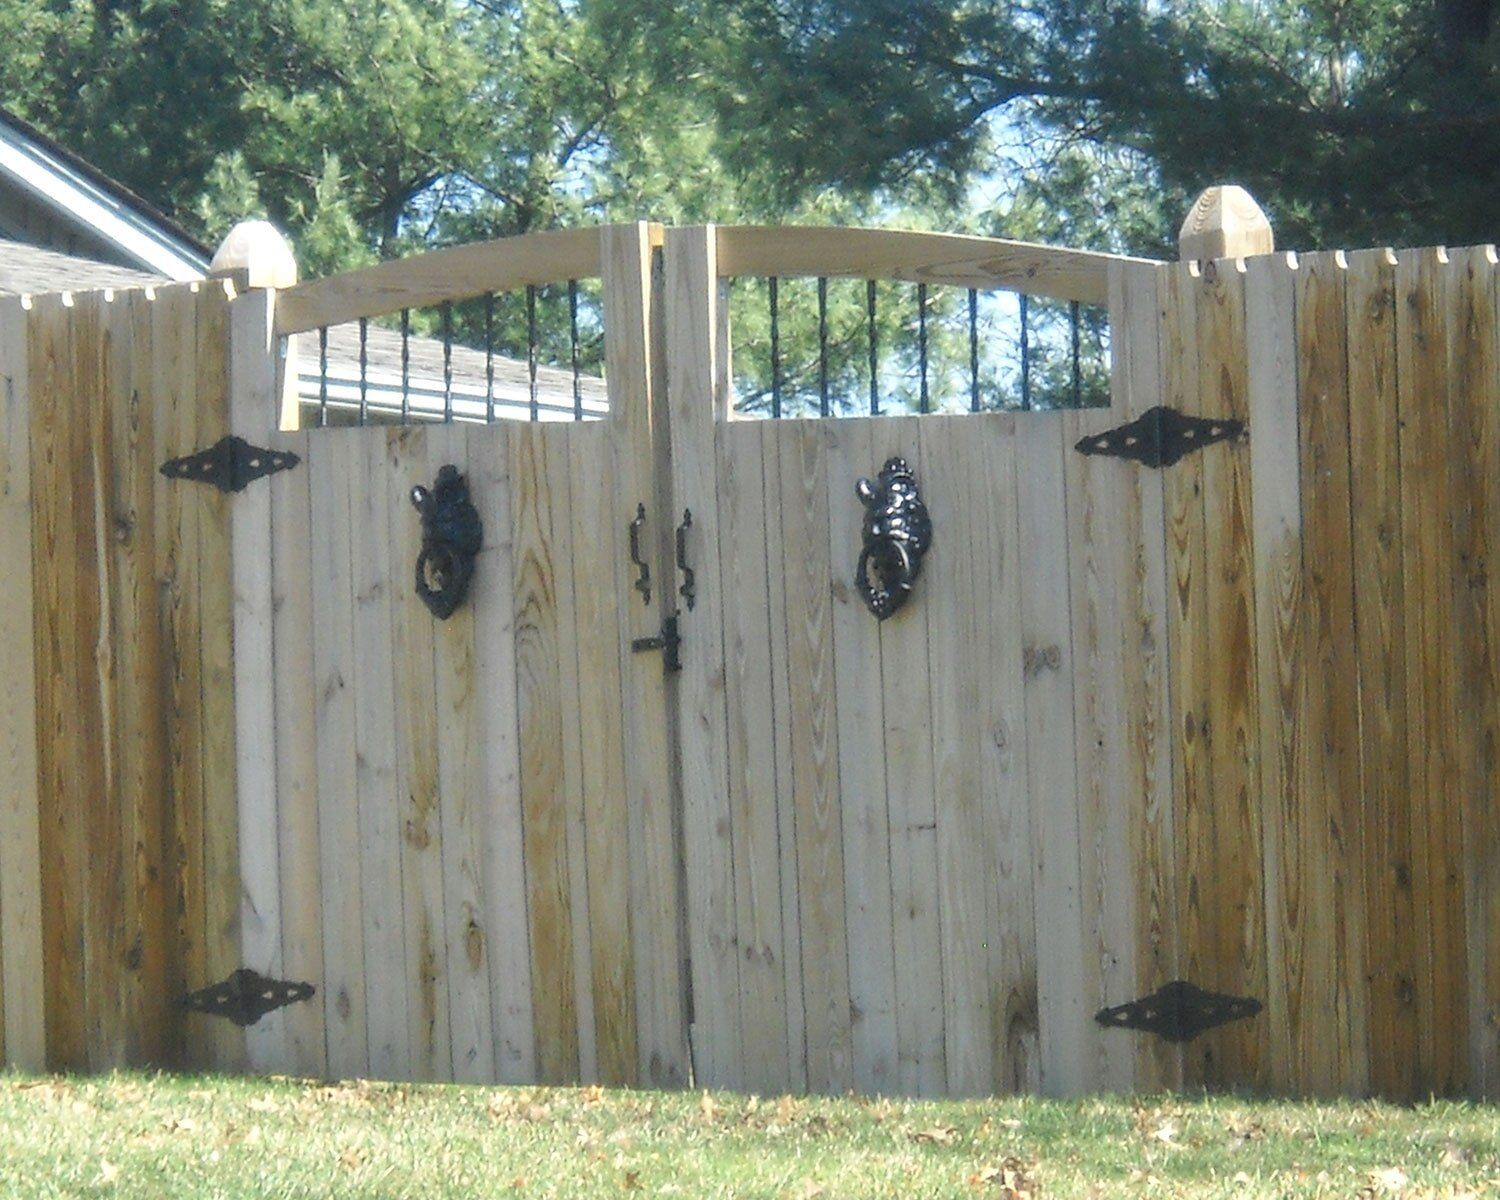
[867,279,879,415]
[1020,293,1031,411]
[441,300,454,423]
[358,317,368,425]
[918,282,929,414]
[1071,299,1082,408]
[527,284,539,422]
[485,292,495,423]
[569,279,582,421]
[318,326,329,427]
[817,276,830,417]
[969,288,980,413]
[770,276,781,419]
[400,307,411,423]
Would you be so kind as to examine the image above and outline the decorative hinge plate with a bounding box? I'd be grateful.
[1074,405,1245,468]
[632,615,682,673]
[1095,979,1262,1043]
[160,435,300,493]
[180,968,317,1027]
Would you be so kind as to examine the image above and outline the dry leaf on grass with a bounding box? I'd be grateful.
[971,1156,1037,1198]
[910,1124,962,1146]
[699,1092,719,1122]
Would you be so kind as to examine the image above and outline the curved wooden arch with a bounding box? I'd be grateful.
[713,225,1157,305]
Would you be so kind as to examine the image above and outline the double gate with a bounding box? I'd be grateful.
[4,222,1498,1100]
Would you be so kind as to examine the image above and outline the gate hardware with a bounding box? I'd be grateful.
[159,435,300,493]
[629,503,652,606]
[1074,405,1245,468]
[676,509,696,611]
[855,456,932,621]
[411,464,483,620]
[632,614,681,673]
[1095,980,1262,1043]
[180,968,316,1027]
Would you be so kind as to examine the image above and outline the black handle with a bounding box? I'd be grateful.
[676,509,696,611]
[629,503,651,605]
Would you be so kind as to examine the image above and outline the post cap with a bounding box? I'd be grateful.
[209,220,298,289]
[1178,186,1274,262]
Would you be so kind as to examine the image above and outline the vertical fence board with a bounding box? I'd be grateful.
[1445,246,1499,1096]
[269,427,326,1078]
[512,421,580,1083]
[1293,251,1370,1095]
[824,417,898,1095]
[1344,248,1417,1099]
[1479,250,1500,1098]
[717,421,793,1093]
[309,431,368,1078]
[1192,259,1268,1088]
[387,426,452,1081]
[350,430,410,1080]
[229,288,285,1073]
[772,418,852,1094]
[1395,248,1469,1095]
[0,295,44,1069]
[1016,414,1087,1096]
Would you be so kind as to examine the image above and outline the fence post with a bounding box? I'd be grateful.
[1178,186,1274,261]
[211,220,299,430]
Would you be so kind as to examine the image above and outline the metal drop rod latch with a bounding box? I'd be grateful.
[676,509,696,611]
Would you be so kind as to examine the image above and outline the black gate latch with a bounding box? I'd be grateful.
[632,615,681,673]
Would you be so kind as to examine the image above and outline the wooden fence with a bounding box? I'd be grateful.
[1,204,1497,1100]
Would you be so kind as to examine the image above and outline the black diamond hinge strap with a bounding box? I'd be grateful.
[1074,405,1245,468]
[1094,979,1262,1043]
[180,968,316,1028]
[160,435,300,493]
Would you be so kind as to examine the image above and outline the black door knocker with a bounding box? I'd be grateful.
[411,465,483,619]
[855,456,932,620]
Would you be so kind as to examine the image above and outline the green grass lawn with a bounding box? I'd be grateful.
[0,1070,1495,1198]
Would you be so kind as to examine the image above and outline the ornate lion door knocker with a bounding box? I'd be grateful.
[855,456,932,620]
[411,464,483,619]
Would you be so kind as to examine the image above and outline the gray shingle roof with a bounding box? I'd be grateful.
[0,237,164,295]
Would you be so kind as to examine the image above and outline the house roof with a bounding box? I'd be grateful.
[0,107,209,280]
[0,237,164,295]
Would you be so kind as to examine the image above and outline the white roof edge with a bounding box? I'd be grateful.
[0,123,208,281]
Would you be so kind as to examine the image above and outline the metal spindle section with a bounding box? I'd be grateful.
[569,279,583,421]
[318,326,329,427]
[917,282,929,414]
[441,301,454,423]
[1019,293,1031,411]
[358,318,368,426]
[769,276,781,419]
[968,288,980,413]
[1070,300,1083,408]
[400,308,411,423]
[867,279,879,416]
[527,284,539,422]
[484,292,496,423]
[817,276,830,417]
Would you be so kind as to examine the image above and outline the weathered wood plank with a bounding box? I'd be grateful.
[871,415,943,1097]
[823,416,897,1095]
[663,227,742,1087]
[771,418,852,1094]
[463,420,536,1084]
[1394,247,1468,1096]
[1344,247,1417,1100]
[716,420,793,1094]
[309,430,368,1078]
[1292,251,1369,1095]
[386,425,452,1081]
[1015,413,1087,1097]
[1241,252,1301,1094]
[511,420,579,1083]
[427,423,500,1083]
[228,288,285,1073]
[350,428,410,1080]
[0,295,44,1070]
[268,426,326,1078]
